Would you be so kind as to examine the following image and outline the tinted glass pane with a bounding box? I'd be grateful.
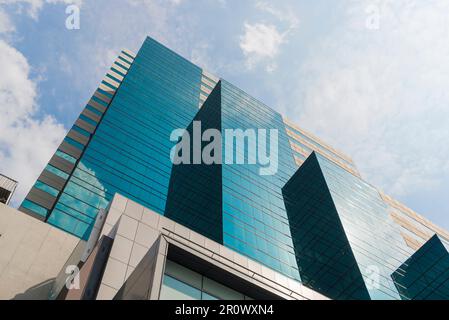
[34,181,59,197]
[56,150,77,163]
[45,165,69,180]
[160,275,201,300]
[22,199,48,218]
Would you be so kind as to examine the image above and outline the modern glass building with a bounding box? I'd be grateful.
[165,80,300,280]
[20,38,212,238]
[19,36,449,300]
[392,235,449,300]
[283,152,413,299]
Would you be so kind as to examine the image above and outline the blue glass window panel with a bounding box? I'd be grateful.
[56,150,77,164]
[117,56,131,65]
[101,80,118,90]
[22,200,48,218]
[161,275,202,300]
[121,51,134,60]
[85,105,104,117]
[91,95,109,107]
[105,73,122,84]
[202,292,219,300]
[45,165,69,180]
[110,67,126,78]
[71,125,91,138]
[47,210,90,238]
[79,114,98,126]
[220,80,301,281]
[58,190,103,219]
[54,203,94,225]
[64,137,84,150]
[115,61,129,71]
[96,88,114,99]
[34,181,59,197]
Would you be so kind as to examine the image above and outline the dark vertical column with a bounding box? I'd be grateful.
[165,82,223,244]
[282,152,370,300]
[392,235,449,300]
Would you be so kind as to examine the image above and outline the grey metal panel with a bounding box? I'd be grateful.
[82,108,101,123]
[93,91,112,104]
[67,129,89,146]
[59,141,83,159]
[114,237,163,300]
[49,154,76,174]
[18,206,46,222]
[38,170,66,191]
[75,118,96,134]
[87,99,107,113]
[26,187,57,210]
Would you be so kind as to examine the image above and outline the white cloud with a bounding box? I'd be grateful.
[0,8,66,205]
[240,22,284,70]
[62,0,222,93]
[190,42,220,73]
[285,0,449,198]
[239,2,299,72]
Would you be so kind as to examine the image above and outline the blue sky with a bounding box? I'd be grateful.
[0,0,448,229]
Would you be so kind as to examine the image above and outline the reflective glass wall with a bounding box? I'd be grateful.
[392,235,449,300]
[46,37,203,238]
[283,152,412,299]
[220,80,300,280]
[165,83,223,243]
[317,153,411,299]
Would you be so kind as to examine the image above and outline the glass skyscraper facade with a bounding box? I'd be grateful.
[20,38,206,238]
[220,81,300,280]
[19,36,449,300]
[283,153,413,299]
[166,81,300,279]
[165,82,223,244]
[392,235,449,300]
